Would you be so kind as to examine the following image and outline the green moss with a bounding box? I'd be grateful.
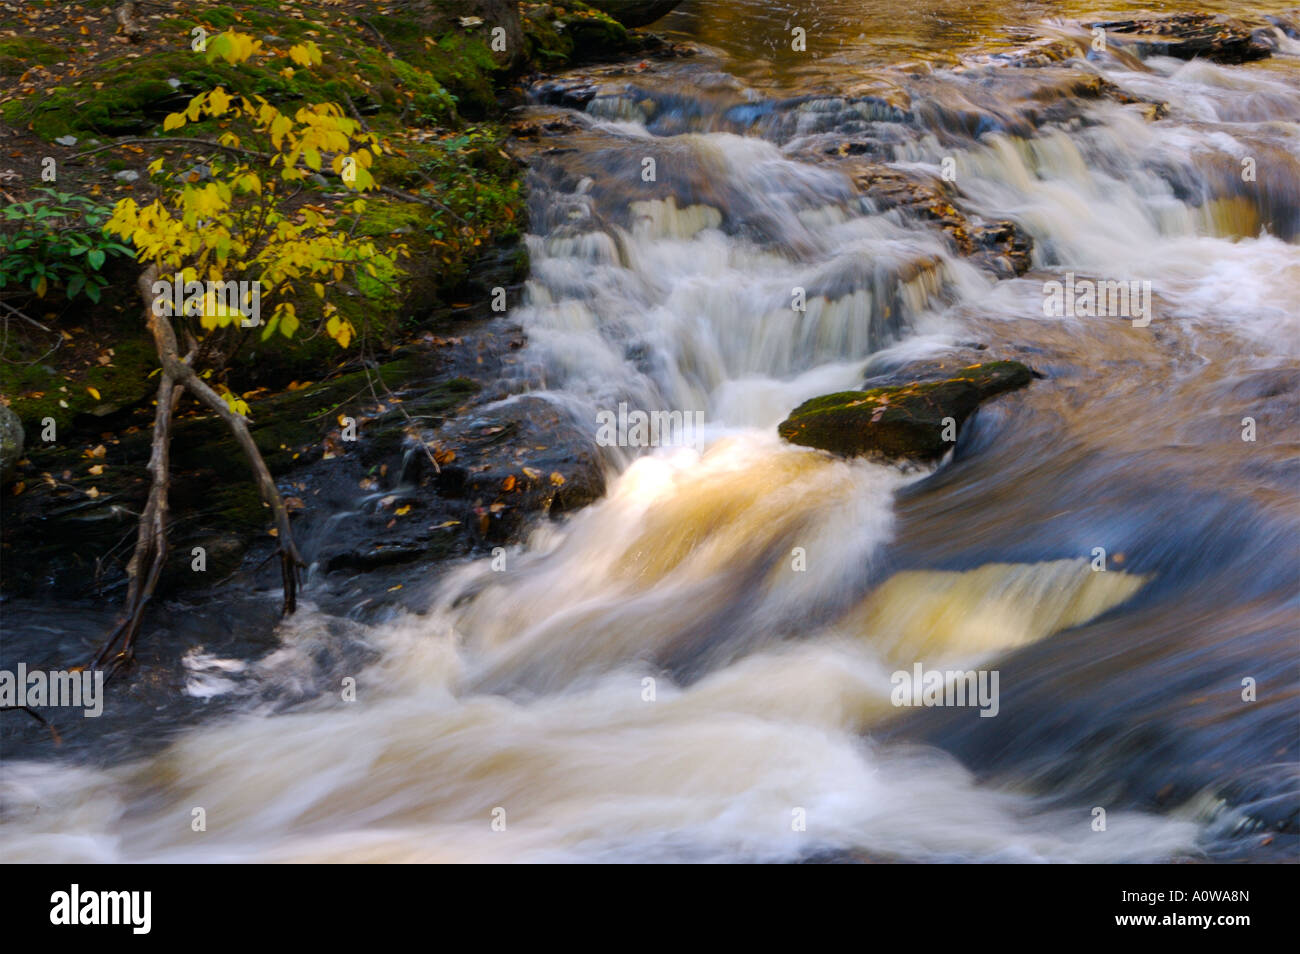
[13,74,182,139]
[387,58,456,123]
[523,9,575,64]
[427,34,500,117]
[346,196,432,238]
[0,36,65,76]
[557,8,631,60]
[1,334,159,433]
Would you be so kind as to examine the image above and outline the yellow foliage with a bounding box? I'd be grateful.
[287,41,322,67]
[103,28,406,372]
[219,387,252,418]
[206,30,263,66]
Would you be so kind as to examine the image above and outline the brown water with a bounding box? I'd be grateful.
[660,0,1300,80]
[2,1,1298,862]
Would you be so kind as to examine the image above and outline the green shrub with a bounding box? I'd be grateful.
[0,189,135,303]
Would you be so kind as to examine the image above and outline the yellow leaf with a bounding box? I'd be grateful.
[163,112,186,131]
[326,316,354,349]
[86,387,101,400]
[395,505,411,516]
[287,41,322,67]
[207,86,231,116]
[266,302,297,339]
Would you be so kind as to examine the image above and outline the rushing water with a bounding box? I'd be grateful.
[3,2,1299,862]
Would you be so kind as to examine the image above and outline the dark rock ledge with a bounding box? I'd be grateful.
[778,361,1036,463]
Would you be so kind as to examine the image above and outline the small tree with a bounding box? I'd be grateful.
[96,30,405,669]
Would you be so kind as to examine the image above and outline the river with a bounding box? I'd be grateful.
[2,0,1297,862]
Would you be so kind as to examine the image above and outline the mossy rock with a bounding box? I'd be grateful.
[778,361,1033,462]
[584,1,683,28]
[558,10,630,61]
[0,334,161,435]
[7,71,189,139]
[0,36,65,77]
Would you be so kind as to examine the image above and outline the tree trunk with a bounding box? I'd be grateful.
[95,267,306,671]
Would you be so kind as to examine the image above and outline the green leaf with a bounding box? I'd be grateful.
[85,283,102,304]
[66,273,86,299]
[87,249,106,270]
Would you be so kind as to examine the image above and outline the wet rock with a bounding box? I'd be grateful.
[161,531,247,587]
[971,220,1034,278]
[305,393,606,577]
[530,77,600,110]
[1093,13,1274,64]
[848,163,1035,277]
[434,395,606,543]
[778,361,1034,462]
[584,1,682,28]
[0,401,23,484]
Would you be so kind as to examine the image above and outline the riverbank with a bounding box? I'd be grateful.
[0,0,684,603]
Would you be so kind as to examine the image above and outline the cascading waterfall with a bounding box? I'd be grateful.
[3,5,1297,863]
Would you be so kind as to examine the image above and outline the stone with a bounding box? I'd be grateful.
[0,402,23,484]
[778,361,1034,462]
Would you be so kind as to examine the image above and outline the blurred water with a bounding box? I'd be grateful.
[2,2,1297,862]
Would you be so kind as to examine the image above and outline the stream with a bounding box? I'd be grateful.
[2,0,1298,863]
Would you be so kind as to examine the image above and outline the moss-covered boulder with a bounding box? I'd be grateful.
[585,1,683,28]
[778,361,1033,462]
